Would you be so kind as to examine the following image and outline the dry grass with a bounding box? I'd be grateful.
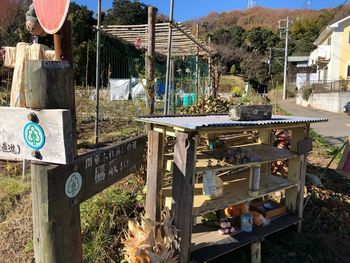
[219,75,245,93]
[0,194,33,263]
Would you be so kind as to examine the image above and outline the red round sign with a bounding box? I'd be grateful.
[33,0,70,34]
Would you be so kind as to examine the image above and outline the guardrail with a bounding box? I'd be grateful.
[306,80,350,93]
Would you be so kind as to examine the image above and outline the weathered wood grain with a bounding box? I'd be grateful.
[285,126,307,226]
[164,171,297,217]
[0,107,73,164]
[46,135,147,218]
[25,60,77,155]
[251,241,261,263]
[31,164,82,263]
[171,131,197,262]
[27,59,81,263]
[145,130,164,222]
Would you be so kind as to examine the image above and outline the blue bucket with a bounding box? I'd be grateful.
[183,94,191,106]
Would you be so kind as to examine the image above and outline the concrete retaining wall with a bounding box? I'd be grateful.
[296,92,350,113]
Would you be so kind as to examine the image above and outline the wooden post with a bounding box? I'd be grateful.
[259,129,272,174]
[195,23,199,104]
[22,160,27,178]
[85,41,89,89]
[147,6,156,115]
[145,130,164,222]
[164,0,174,115]
[172,131,197,262]
[208,36,212,97]
[26,60,81,262]
[171,59,176,114]
[214,59,219,98]
[54,21,73,65]
[251,241,261,263]
[285,125,308,233]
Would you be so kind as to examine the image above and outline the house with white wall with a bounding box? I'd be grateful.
[309,15,350,82]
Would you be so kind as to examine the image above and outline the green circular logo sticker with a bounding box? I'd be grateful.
[23,122,45,150]
[65,172,82,198]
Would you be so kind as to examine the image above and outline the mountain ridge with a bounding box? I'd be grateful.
[187,4,350,32]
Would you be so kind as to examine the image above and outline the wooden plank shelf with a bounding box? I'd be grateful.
[164,172,298,217]
[165,144,297,174]
[191,214,301,262]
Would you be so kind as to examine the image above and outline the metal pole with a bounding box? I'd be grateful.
[86,41,89,89]
[164,0,174,115]
[95,0,101,143]
[283,17,289,100]
[195,23,199,104]
[171,59,176,114]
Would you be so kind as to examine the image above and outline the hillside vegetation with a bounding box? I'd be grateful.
[185,3,350,91]
[192,4,350,32]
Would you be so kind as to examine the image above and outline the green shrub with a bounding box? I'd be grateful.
[230,64,237,75]
[302,87,313,101]
[231,86,243,97]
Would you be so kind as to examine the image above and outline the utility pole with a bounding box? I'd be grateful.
[95,0,102,144]
[278,17,289,100]
[164,0,175,115]
[248,0,256,8]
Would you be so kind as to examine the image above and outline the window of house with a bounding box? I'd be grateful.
[347,64,350,77]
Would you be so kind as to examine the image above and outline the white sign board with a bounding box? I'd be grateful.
[0,107,73,164]
[202,170,217,196]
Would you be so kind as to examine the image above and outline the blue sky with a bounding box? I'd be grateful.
[75,0,347,21]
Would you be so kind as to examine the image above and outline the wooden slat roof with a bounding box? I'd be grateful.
[101,22,216,57]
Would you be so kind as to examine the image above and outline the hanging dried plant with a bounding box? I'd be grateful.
[122,208,180,263]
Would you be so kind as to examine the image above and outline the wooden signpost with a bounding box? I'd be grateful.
[14,2,149,262]
[22,61,147,262]
[46,135,147,218]
[31,135,146,263]
[0,107,73,164]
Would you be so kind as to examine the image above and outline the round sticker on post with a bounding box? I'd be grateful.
[23,122,45,150]
[65,172,82,198]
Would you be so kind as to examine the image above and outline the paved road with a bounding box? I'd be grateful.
[278,99,350,146]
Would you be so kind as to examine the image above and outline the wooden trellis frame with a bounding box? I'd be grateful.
[101,22,216,58]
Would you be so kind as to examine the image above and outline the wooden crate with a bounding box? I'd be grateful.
[250,201,287,219]
[229,105,272,121]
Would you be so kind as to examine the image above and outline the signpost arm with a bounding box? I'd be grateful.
[26,60,82,262]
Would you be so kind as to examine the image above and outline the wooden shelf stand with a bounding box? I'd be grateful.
[137,114,327,262]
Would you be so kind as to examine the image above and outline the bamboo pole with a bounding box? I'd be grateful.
[164,0,174,115]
